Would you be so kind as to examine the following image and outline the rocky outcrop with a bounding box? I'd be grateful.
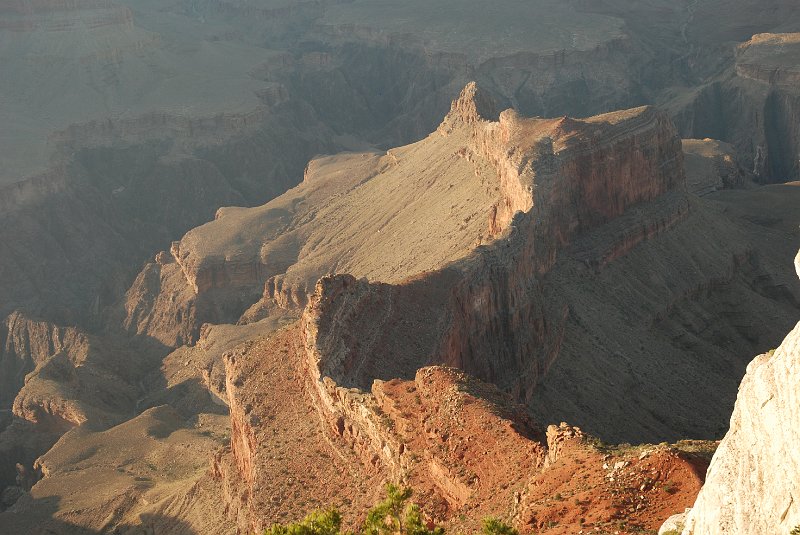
[735,33,800,88]
[289,87,800,446]
[293,85,686,401]
[544,422,584,467]
[219,315,549,531]
[155,83,800,449]
[210,326,385,534]
[733,33,800,183]
[215,310,707,533]
[682,138,750,195]
[674,33,800,184]
[170,84,684,339]
[131,84,800,450]
[440,84,685,249]
[0,314,148,509]
[0,313,90,410]
[118,259,204,348]
[678,251,800,534]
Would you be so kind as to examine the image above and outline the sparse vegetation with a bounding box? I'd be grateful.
[265,509,345,535]
[264,485,520,535]
[671,440,719,462]
[661,522,684,535]
[790,526,800,535]
[363,484,441,535]
[480,518,518,535]
[662,480,678,494]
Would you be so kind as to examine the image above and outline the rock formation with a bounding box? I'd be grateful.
[168,82,684,331]
[132,84,800,446]
[0,82,731,534]
[0,313,90,410]
[212,318,708,534]
[674,33,800,184]
[676,250,800,534]
[682,139,751,195]
[2,1,800,530]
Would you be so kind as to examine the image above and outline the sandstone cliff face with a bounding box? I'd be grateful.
[169,84,684,340]
[674,33,800,184]
[219,317,549,533]
[0,313,89,410]
[213,311,707,534]
[679,251,800,534]
[295,85,686,403]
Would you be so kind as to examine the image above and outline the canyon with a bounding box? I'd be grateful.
[0,0,799,533]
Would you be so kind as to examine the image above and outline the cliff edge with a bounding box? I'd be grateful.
[675,249,800,534]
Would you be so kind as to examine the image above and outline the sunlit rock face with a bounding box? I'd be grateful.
[681,249,800,534]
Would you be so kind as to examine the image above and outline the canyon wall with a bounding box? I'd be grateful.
[0,99,337,326]
[0,313,90,410]
[285,85,800,444]
[217,297,706,534]
[149,83,797,446]
[674,33,800,183]
[219,317,551,533]
[299,85,687,402]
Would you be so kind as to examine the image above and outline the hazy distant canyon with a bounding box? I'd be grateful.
[0,1,799,533]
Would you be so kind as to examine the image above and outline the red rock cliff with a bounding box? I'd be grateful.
[300,84,686,398]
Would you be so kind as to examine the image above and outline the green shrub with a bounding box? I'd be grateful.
[363,484,443,535]
[662,480,678,494]
[263,485,523,535]
[264,509,345,535]
[481,518,518,535]
[790,526,800,535]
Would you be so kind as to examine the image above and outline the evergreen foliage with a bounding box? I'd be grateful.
[263,484,516,535]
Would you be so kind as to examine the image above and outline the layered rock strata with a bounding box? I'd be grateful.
[213,316,707,534]
[171,83,683,331]
[0,313,89,410]
[674,33,800,183]
[110,85,800,451]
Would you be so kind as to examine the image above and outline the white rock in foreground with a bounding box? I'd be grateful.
[660,510,689,534]
[680,251,800,535]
